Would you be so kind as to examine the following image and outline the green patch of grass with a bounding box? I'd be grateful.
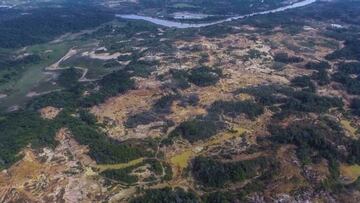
[96,158,144,172]
[341,120,358,138]
[340,164,360,183]
[0,42,74,108]
[61,56,120,80]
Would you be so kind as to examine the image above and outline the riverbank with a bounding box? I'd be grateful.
[116,0,317,29]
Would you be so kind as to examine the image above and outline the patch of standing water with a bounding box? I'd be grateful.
[116,0,317,28]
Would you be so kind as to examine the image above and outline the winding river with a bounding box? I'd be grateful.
[116,0,316,28]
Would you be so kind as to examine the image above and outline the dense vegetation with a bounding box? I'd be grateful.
[270,118,360,166]
[239,0,360,30]
[332,62,360,95]
[167,67,223,89]
[0,54,41,85]
[130,187,199,203]
[187,66,222,87]
[290,76,315,91]
[20,82,149,165]
[203,192,238,203]
[1,68,150,174]
[153,94,179,113]
[0,111,59,169]
[237,85,343,115]
[192,156,276,187]
[170,118,224,143]
[0,6,114,48]
[101,166,139,184]
[326,39,360,61]
[0,108,148,166]
[169,69,191,89]
[170,99,264,143]
[1,0,360,201]
[27,90,81,110]
[62,113,147,164]
[235,85,291,106]
[125,60,159,77]
[28,69,135,109]
[281,90,343,114]
[57,67,83,89]
[274,52,304,64]
[82,70,135,106]
[312,69,331,86]
[337,62,360,75]
[268,117,360,192]
[125,93,200,129]
[350,99,360,116]
[305,61,331,71]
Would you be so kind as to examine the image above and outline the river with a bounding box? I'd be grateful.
[116,0,316,29]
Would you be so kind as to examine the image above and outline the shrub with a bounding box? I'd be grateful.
[350,98,360,116]
[338,62,360,74]
[290,76,316,91]
[170,118,224,143]
[57,67,82,89]
[130,187,199,203]
[269,120,347,163]
[312,69,331,86]
[274,52,304,64]
[188,67,222,87]
[326,39,360,60]
[305,61,331,70]
[101,168,138,184]
[209,100,264,119]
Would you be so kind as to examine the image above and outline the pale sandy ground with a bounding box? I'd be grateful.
[82,51,123,60]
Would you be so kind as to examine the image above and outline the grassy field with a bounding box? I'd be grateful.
[0,42,72,108]
[169,127,248,177]
[0,40,89,109]
[61,55,121,80]
[170,150,194,170]
[340,164,360,183]
[341,120,358,139]
[95,158,144,172]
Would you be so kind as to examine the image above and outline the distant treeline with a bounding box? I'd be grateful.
[0,6,114,48]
